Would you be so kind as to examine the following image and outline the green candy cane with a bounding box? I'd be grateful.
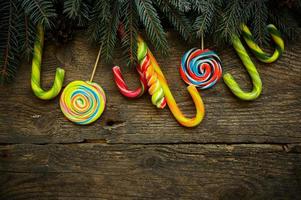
[31,24,65,100]
[241,24,284,63]
[223,24,284,101]
[223,35,262,100]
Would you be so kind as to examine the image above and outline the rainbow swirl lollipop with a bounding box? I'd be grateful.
[180,48,222,89]
[60,80,106,125]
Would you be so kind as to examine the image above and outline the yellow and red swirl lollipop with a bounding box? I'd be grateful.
[60,80,106,125]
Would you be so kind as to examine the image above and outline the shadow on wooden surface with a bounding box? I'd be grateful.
[0,32,300,199]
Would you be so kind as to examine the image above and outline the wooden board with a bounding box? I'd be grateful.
[1,144,301,199]
[0,32,301,199]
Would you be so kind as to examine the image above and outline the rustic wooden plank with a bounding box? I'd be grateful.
[0,32,300,144]
[0,143,300,199]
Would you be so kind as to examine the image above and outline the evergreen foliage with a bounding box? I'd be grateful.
[63,0,90,26]
[0,0,300,83]
[0,0,56,83]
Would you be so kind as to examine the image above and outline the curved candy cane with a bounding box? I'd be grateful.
[113,35,204,127]
[112,23,148,99]
[223,24,284,100]
[112,38,166,108]
[112,65,147,98]
[223,35,262,100]
[31,24,65,100]
[241,24,284,63]
[140,37,205,127]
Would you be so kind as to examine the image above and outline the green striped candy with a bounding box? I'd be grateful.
[241,24,284,63]
[31,24,65,100]
[223,35,262,101]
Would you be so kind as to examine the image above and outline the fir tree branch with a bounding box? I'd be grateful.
[217,0,247,43]
[18,14,36,60]
[247,0,269,45]
[193,0,217,37]
[0,0,20,83]
[135,0,168,54]
[87,0,110,43]
[166,0,191,12]
[120,0,138,67]
[99,0,122,61]
[64,0,90,26]
[155,0,193,41]
[18,0,56,27]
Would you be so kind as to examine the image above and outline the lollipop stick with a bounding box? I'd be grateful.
[201,31,204,50]
[90,45,103,82]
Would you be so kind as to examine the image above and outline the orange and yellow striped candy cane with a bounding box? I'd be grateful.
[138,36,205,127]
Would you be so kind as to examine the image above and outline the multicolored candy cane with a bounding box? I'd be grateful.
[112,37,166,108]
[223,24,284,100]
[223,35,262,100]
[31,24,65,100]
[146,45,205,127]
[137,37,167,108]
[113,35,205,127]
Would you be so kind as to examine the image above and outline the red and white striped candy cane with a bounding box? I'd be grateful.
[112,65,147,98]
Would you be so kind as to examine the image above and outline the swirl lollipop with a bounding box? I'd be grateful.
[180,48,222,89]
[60,81,106,125]
[60,46,106,125]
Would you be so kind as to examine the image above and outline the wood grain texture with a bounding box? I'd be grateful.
[1,144,301,200]
[0,32,300,144]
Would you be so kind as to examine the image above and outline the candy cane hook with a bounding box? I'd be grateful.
[112,37,166,107]
[223,24,284,100]
[223,35,262,100]
[241,24,284,63]
[113,35,205,127]
[147,45,205,127]
[31,24,65,100]
[112,66,147,98]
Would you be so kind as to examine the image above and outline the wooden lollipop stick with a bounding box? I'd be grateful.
[89,45,103,82]
[201,31,204,50]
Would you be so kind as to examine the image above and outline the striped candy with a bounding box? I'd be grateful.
[112,66,147,98]
[112,35,205,127]
[31,24,65,100]
[223,35,262,100]
[223,24,284,101]
[180,48,222,89]
[145,41,205,127]
[241,24,284,63]
[137,37,167,109]
[60,80,106,125]
[112,38,167,109]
